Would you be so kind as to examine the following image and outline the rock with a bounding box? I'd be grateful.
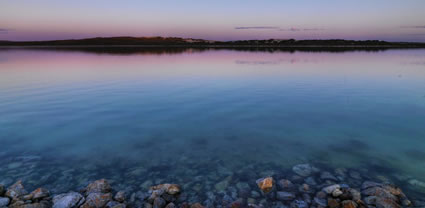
[214,180,229,192]
[105,201,126,208]
[342,200,357,208]
[53,192,84,208]
[150,184,181,195]
[328,198,340,208]
[349,171,362,180]
[190,203,204,208]
[278,179,294,190]
[320,172,338,181]
[114,191,126,203]
[349,189,361,201]
[81,193,112,208]
[85,179,112,195]
[256,177,274,193]
[322,184,340,194]
[153,197,166,208]
[332,189,343,197]
[0,197,10,207]
[298,184,311,193]
[304,177,317,186]
[6,181,28,199]
[251,191,261,198]
[361,181,382,190]
[292,164,313,177]
[31,188,50,200]
[363,196,376,205]
[165,203,176,208]
[290,200,308,208]
[276,192,295,201]
[314,197,327,207]
[9,202,50,208]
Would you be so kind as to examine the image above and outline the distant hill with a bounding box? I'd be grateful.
[1,36,425,48]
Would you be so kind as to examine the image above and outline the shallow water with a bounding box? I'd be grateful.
[0,48,425,201]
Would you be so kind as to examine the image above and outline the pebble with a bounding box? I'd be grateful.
[256,177,274,193]
[276,192,295,201]
[292,164,313,177]
[322,184,340,194]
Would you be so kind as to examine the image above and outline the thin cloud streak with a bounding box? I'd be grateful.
[234,26,280,30]
[400,26,425,29]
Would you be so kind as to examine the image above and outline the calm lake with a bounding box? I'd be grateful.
[1,48,425,203]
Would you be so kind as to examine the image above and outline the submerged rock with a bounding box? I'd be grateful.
[150,184,181,195]
[0,184,5,196]
[114,191,126,203]
[52,192,84,208]
[256,177,274,193]
[6,181,28,199]
[292,164,313,177]
[276,192,295,201]
[323,184,340,194]
[361,181,409,208]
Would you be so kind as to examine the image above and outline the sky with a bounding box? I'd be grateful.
[1,0,425,42]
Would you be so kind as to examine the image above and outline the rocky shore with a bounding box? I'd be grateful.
[1,163,425,208]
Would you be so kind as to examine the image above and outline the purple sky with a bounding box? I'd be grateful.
[1,0,425,41]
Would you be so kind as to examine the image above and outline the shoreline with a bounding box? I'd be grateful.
[1,163,425,208]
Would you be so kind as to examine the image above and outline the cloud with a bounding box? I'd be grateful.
[279,27,324,32]
[234,26,324,32]
[400,25,425,29]
[235,26,280,30]
[0,28,11,34]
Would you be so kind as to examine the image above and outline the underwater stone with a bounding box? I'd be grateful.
[190,203,205,208]
[165,202,176,208]
[332,188,343,197]
[276,192,295,201]
[251,191,261,198]
[153,197,166,208]
[214,180,229,192]
[322,184,340,194]
[278,179,294,190]
[290,200,308,208]
[361,181,382,190]
[0,184,5,196]
[292,164,313,177]
[52,192,84,208]
[304,177,317,186]
[328,198,340,208]
[320,172,338,181]
[6,181,28,199]
[114,191,126,203]
[256,177,274,193]
[150,184,180,195]
[341,200,357,208]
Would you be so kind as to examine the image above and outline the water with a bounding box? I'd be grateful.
[1,48,425,201]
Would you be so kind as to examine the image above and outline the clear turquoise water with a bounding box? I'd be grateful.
[0,48,425,199]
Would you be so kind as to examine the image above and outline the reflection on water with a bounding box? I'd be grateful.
[0,48,425,202]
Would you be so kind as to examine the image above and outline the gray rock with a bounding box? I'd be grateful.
[290,200,308,208]
[0,197,10,207]
[361,181,382,190]
[153,197,166,208]
[320,172,337,181]
[114,191,126,203]
[53,192,85,208]
[6,181,28,199]
[278,179,294,190]
[276,192,295,201]
[322,184,340,194]
[292,164,313,177]
[165,203,176,208]
[304,177,317,186]
[106,201,126,208]
[313,197,327,207]
[251,191,261,198]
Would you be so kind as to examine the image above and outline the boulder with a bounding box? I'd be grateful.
[256,177,274,193]
[52,192,85,208]
[0,197,10,207]
[31,188,50,200]
[85,179,112,195]
[81,193,112,208]
[6,181,28,199]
